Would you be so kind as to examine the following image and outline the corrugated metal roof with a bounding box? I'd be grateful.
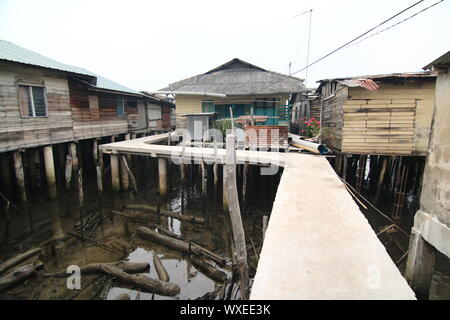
[0,39,94,77]
[423,51,450,70]
[319,71,436,84]
[159,58,307,96]
[0,39,139,95]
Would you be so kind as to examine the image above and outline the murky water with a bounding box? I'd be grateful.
[0,156,281,300]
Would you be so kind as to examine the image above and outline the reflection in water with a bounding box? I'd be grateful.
[0,159,279,300]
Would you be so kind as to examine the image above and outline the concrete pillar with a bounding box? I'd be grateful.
[120,156,130,191]
[12,150,27,203]
[405,228,436,298]
[158,157,167,198]
[110,154,120,192]
[43,145,57,199]
[223,165,228,212]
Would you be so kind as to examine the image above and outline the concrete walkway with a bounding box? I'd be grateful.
[100,134,416,300]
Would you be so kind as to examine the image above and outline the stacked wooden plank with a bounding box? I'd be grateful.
[342,99,416,154]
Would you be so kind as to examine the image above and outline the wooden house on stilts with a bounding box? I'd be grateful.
[317,71,437,214]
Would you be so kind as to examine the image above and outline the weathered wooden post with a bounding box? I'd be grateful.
[69,142,78,171]
[342,153,348,181]
[120,154,130,191]
[158,157,167,198]
[43,145,57,199]
[110,153,120,192]
[222,165,228,211]
[224,134,249,300]
[12,150,27,203]
[65,155,73,189]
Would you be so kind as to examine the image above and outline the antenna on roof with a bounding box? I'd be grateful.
[294,9,313,85]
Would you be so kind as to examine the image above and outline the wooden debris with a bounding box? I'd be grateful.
[190,256,227,283]
[125,204,206,225]
[0,248,42,275]
[136,227,226,266]
[99,264,179,296]
[0,264,37,292]
[43,261,149,278]
[153,254,170,282]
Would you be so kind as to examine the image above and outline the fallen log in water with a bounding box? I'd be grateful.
[0,248,42,275]
[136,227,227,266]
[99,264,179,296]
[156,226,183,240]
[153,254,170,282]
[190,256,227,283]
[125,204,206,225]
[0,264,37,292]
[43,261,150,278]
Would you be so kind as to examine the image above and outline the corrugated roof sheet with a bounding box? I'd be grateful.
[0,39,139,95]
[159,58,307,95]
[423,51,450,70]
[319,71,436,84]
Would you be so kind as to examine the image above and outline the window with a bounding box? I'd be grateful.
[18,85,47,117]
[116,97,125,117]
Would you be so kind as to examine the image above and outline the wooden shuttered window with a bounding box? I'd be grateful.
[18,85,47,117]
[116,97,125,117]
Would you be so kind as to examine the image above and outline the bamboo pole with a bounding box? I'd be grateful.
[224,134,249,300]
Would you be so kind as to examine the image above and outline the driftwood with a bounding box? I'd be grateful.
[156,226,183,240]
[43,261,150,278]
[153,254,170,282]
[136,227,226,266]
[190,256,227,283]
[0,248,42,275]
[125,204,206,225]
[99,264,179,296]
[114,293,131,300]
[0,264,37,292]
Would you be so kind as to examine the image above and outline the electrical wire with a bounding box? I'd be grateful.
[262,0,428,89]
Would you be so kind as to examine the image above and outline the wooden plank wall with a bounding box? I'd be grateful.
[0,61,147,153]
[342,79,435,155]
[70,81,141,140]
[321,84,348,150]
[0,62,74,152]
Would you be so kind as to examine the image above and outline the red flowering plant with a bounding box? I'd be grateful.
[301,117,321,138]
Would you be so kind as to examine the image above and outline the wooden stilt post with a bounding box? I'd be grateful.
[110,153,120,192]
[342,154,347,182]
[92,139,98,164]
[243,163,248,203]
[65,155,73,190]
[12,150,27,203]
[222,165,228,212]
[376,156,388,197]
[0,152,13,198]
[27,150,37,191]
[43,145,57,199]
[201,161,206,196]
[120,154,130,191]
[69,142,78,171]
[158,157,167,199]
[224,134,249,300]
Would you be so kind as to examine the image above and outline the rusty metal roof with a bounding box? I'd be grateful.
[317,71,436,91]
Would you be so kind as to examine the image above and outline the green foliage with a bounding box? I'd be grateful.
[211,119,234,136]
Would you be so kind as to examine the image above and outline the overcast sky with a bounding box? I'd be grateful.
[0,0,449,90]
